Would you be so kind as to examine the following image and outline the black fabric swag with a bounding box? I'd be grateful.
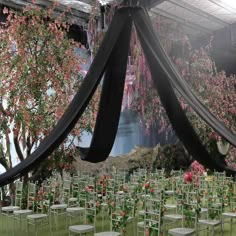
[79,15,132,162]
[0,6,235,187]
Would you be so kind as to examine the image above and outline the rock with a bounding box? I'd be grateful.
[74,144,160,175]
[74,143,190,175]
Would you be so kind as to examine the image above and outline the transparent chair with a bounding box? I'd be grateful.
[69,175,80,207]
[94,199,120,236]
[168,191,200,236]
[1,181,22,234]
[66,181,88,227]
[27,182,51,236]
[13,182,35,234]
[163,187,184,233]
[198,187,223,236]
[110,192,136,235]
[68,191,96,235]
[221,180,236,236]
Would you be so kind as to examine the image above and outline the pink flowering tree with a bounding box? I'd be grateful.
[175,49,236,162]
[128,18,236,164]
[81,7,236,167]
[0,2,99,182]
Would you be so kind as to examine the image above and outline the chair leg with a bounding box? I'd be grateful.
[34,221,37,236]
[229,219,233,236]
[49,216,52,236]
[27,220,29,236]
[221,222,223,236]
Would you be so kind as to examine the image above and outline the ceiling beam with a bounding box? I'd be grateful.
[208,0,236,14]
[167,0,229,27]
[122,0,165,9]
[139,0,165,9]
[151,7,211,34]
[0,0,89,24]
[79,0,94,5]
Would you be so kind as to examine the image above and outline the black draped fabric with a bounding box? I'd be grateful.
[0,6,235,187]
[132,8,235,176]
[79,15,132,163]
[133,8,236,147]
[0,8,129,187]
[80,7,235,171]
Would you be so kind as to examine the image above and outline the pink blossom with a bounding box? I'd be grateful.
[184,172,193,183]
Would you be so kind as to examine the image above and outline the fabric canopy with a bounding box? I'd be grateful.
[0,6,235,187]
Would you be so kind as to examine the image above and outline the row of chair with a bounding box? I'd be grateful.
[1,169,236,235]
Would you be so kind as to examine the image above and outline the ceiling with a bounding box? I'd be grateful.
[1,0,236,40]
[151,0,236,40]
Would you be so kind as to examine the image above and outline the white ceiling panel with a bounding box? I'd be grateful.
[151,0,236,39]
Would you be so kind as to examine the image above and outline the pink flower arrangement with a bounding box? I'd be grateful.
[184,172,194,183]
[190,161,205,175]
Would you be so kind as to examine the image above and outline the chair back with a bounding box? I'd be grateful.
[27,182,36,210]
[62,179,71,204]
[15,181,23,208]
[144,197,164,236]
[85,191,97,230]
[206,187,224,221]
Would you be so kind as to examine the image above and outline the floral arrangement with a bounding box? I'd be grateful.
[139,180,156,211]
[83,187,102,224]
[86,202,96,224]
[96,174,110,196]
[225,181,236,212]
[107,192,115,215]
[207,194,223,220]
[175,188,201,227]
[111,196,134,234]
[145,190,166,236]
[144,181,155,196]
[190,161,206,175]
[184,172,194,184]
[36,186,54,213]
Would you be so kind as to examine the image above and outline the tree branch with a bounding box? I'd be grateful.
[5,134,12,168]
[13,136,24,162]
[26,135,34,156]
[0,102,7,116]
[0,144,9,171]
[28,162,48,183]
